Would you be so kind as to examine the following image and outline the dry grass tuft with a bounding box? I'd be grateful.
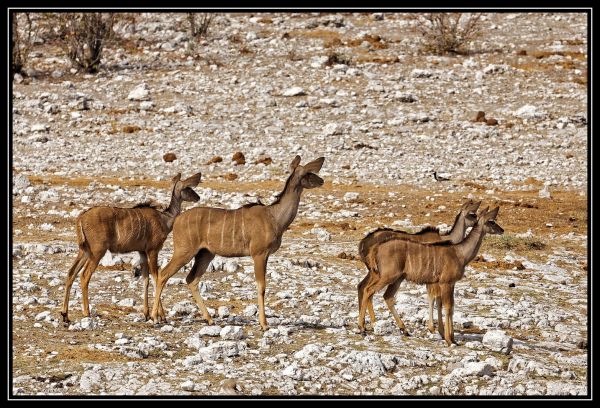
[122,125,142,134]
[485,235,547,252]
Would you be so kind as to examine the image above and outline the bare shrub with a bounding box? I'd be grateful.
[11,13,34,74]
[187,13,214,39]
[325,51,351,66]
[412,13,484,54]
[57,13,118,73]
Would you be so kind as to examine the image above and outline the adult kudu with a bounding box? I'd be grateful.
[60,172,202,323]
[357,200,481,335]
[359,206,504,346]
[150,156,325,329]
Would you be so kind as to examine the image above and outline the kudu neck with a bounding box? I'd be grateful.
[269,179,302,233]
[457,222,486,266]
[445,211,466,243]
[163,192,183,230]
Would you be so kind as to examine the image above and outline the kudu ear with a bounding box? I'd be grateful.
[290,155,301,171]
[485,206,500,220]
[467,200,482,212]
[171,173,182,185]
[302,157,325,174]
[478,206,490,219]
[182,172,202,188]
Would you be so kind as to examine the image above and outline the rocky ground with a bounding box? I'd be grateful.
[11,12,588,396]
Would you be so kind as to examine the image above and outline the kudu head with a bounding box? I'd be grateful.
[477,206,504,235]
[288,155,325,190]
[171,172,202,203]
[461,199,482,228]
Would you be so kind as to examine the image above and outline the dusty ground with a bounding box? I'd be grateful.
[11,12,588,396]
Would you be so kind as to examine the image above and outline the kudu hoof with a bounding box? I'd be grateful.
[60,312,70,325]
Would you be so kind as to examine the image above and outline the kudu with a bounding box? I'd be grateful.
[150,156,325,329]
[357,200,481,335]
[358,206,503,346]
[60,172,202,323]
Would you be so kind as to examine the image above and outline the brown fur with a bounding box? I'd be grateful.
[357,200,481,335]
[60,172,202,323]
[150,156,325,329]
[358,206,504,346]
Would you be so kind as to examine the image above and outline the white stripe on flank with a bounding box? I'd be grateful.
[241,207,246,247]
[133,209,141,240]
[139,209,146,241]
[220,211,226,249]
[195,208,201,243]
[207,209,212,246]
[112,208,121,244]
[127,210,136,242]
[405,242,411,276]
[187,212,193,247]
[432,245,436,278]
[232,210,237,246]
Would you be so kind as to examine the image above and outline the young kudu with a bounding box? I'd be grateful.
[359,206,503,346]
[150,156,325,329]
[60,172,202,323]
[357,200,481,335]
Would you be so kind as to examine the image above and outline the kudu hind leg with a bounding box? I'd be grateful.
[186,250,215,324]
[61,250,88,323]
[80,253,103,318]
[357,273,377,328]
[358,277,376,332]
[358,274,393,333]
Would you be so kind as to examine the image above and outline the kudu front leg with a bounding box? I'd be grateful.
[252,254,269,331]
[138,252,150,320]
[427,293,436,334]
[383,277,409,336]
[436,296,444,338]
[150,250,193,324]
[440,283,456,346]
[146,250,167,322]
[186,250,215,325]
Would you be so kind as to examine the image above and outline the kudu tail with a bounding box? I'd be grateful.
[358,238,369,265]
[76,218,90,255]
